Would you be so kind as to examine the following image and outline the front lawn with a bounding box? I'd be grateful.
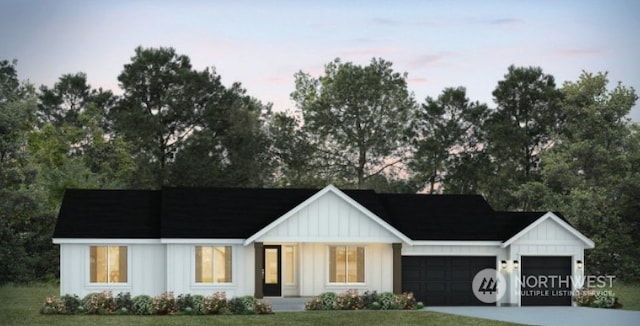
[612,281,640,311]
[0,283,516,326]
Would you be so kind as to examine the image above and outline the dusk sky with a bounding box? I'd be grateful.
[2,0,639,121]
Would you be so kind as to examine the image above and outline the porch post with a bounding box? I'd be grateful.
[392,243,402,294]
[254,242,264,298]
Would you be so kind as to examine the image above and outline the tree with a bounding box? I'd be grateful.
[112,46,225,188]
[0,59,57,283]
[291,58,415,188]
[268,112,328,188]
[536,72,639,280]
[484,65,563,209]
[410,87,488,193]
[168,83,274,187]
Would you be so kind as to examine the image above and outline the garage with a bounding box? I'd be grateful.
[520,256,572,306]
[402,256,496,306]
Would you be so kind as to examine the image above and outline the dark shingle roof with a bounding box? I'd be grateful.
[53,187,550,241]
[53,189,161,238]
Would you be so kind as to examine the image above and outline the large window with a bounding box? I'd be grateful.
[90,246,127,283]
[329,246,364,283]
[195,246,232,283]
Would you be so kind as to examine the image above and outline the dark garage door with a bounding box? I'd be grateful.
[521,256,572,306]
[402,256,496,306]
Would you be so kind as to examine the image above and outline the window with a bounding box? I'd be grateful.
[284,246,295,284]
[329,246,364,283]
[90,246,127,283]
[195,246,232,283]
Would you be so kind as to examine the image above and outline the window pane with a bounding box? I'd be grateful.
[118,246,127,283]
[90,246,126,283]
[284,246,294,284]
[197,246,213,283]
[214,246,232,283]
[196,246,232,283]
[346,248,357,283]
[336,247,346,283]
[329,246,364,284]
[265,248,278,284]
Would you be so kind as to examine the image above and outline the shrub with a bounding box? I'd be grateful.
[335,289,364,310]
[131,295,154,315]
[378,292,395,310]
[361,290,379,308]
[176,294,205,315]
[319,292,337,310]
[255,299,273,314]
[575,288,619,309]
[115,292,133,312]
[241,296,257,314]
[40,296,65,314]
[152,292,176,315]
[203,292,227,314]
[60,294,81,314]
[227,297,247,314]
[82,291,116,314]
[304,295,326,310]
[368,301,382,310]
[394,292,416,310]
[416,301,424,309]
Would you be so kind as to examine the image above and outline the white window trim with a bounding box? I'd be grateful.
[85,245,132,289]
[191,245,236,288]
[327,245,366,285]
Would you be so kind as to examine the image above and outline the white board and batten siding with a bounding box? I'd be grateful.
[165,243,254,298]
[509,217,587,256]
[297,243,394,296]
[56,241,165,297]
[256,191,401,243]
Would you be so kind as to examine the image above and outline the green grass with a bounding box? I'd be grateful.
[612,281,640,311]
[0,283,517,326]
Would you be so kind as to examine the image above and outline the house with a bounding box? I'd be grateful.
[52,185,594,306]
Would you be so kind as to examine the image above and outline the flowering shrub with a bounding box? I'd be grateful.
[255,299,273,314]
[41,291,271,315]
[203,291,227,314]
[82,291,116,314]
[132,295,154,315]
[394,292,416,310]
[40,296,66,314]
[575,288,619,308]
[305,290,420,311]
[152,292,177,315]
[335,289,364,310]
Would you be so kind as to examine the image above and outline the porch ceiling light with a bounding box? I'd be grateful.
[577,260,583,270]
[501,260,507,270]
[513,260,519,269]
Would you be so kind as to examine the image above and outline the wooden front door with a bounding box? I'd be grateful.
[263,245,281,296]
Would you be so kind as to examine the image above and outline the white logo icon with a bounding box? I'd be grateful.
[472,268,506,303]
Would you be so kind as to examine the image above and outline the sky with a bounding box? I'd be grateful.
[2,0,639,121]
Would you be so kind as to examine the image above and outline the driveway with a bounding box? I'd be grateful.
[426,306,640,326]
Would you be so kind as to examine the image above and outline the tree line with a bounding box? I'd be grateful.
[1,46,638,283]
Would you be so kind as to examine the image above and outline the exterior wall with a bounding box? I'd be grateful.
[165,243,253,297]
[298,243,393,296]
[505,218,587,306]
[58,243,165,297]
[258,191,400,243]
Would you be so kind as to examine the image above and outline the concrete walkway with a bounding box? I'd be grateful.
[426,306,640,326]
[267,297,311,312]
